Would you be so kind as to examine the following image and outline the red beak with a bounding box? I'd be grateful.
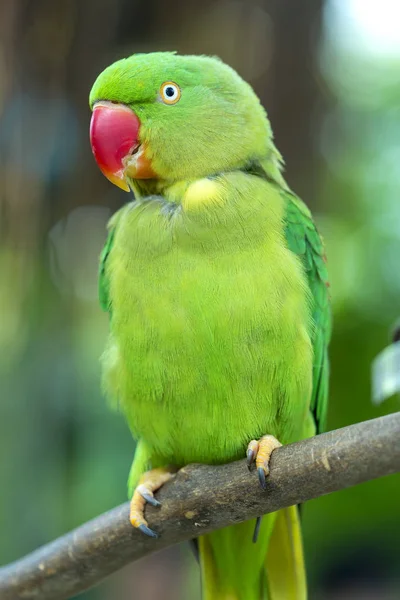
[90,102,141,192]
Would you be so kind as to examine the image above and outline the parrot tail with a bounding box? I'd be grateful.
[199,507,306,600]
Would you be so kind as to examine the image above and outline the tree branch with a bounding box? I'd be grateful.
[1,413,400,600]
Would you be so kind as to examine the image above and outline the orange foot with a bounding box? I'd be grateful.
[130,467,175,538]
[246,435,282,490]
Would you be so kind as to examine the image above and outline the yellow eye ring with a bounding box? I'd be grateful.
[160,81,181,105]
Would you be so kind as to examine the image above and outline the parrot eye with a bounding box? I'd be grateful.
[160,82,181,105]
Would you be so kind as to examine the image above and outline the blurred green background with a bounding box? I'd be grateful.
[1,0,399,598]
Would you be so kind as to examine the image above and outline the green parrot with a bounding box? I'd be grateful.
[89,52,331,600]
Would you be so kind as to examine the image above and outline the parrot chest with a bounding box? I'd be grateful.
[104,181,313,465]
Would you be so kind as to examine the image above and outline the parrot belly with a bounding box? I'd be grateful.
[103,178,314,468]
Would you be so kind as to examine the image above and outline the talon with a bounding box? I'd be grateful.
[253,516,262,543]
[143,494,161,507]
[137,484,162,507]
[246,440,259,470]
[130,467,175,537]
[246,449,255,470]
[258,467,267,490]
[138,523,159,538]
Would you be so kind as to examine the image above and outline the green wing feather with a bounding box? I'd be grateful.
[283,191,331,433]
[247,160,331,433]
[99,207,125,314]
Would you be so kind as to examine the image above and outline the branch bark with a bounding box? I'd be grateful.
[1,413,400,600]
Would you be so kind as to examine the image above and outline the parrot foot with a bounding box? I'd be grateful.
[130,467,175,538]
[246,435,282,490]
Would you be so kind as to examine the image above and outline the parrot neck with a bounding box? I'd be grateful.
[128,177,191,202]
[127,145,288,201]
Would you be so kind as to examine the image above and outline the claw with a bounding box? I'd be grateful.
[137,484,162,507]
[142,494,161,507]
[252,516,262,543]
[246,440,259,470]
[138,523,159,538]
[246,448,255,470]
[258,467,267,490]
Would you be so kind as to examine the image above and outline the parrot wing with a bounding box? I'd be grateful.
[283,191,331,434]
[265,187,331,600]
[245,159,331,433]
[99,206,126,314]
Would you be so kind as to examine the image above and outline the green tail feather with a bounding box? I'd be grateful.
[199,508,306,600]
[266,507,307,600]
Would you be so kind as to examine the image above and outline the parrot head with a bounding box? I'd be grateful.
[89,52,272,191]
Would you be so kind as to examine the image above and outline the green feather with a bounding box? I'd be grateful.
[283,190,331,433]
[99,208,123,313]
